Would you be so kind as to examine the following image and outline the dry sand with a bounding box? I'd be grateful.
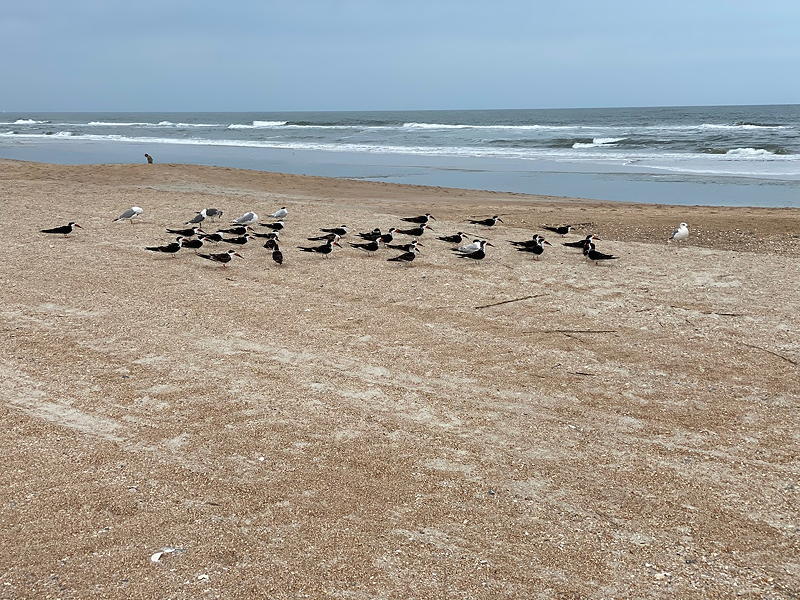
[1,159,798,599]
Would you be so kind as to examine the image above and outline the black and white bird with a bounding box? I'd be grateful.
[222,233,251,245]
[400,213,435,224]
[455,239,484,253]
[40,222,82,236]
[378,228,398,244]
[357,228,382,241]
[386,239,422,253]
[232,211,258,225]
[298,239,342,257]
[166,226,201,237]
[396,223,433,237]
[185,209,207,225]
[509,234,546,248]
[198,231,224,243]
[454,239,493,260]
[563,234,599,248]
[437,231,469,244]
[113,206,143,223]
[583,242,619,264]
[205,208,223,221]
[250,230,279,239]
[260,220,285,231]
[515,237,551,260]
[145,237,183,256]
[318,225,349,237]
[468,215,503,227]
[263,239,284,265]
[542,224,572,236]
[268,207,289,219]
[197,249,243,267]
[349,239,380,253]
[216,225,249,236]
[180,237,204,250]
[669,222,689,242]
[387,250,418,264]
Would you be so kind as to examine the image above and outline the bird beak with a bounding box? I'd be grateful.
[334,242,342,248]
[497,218,503,223]
[543,240,552,246]
[75,224,83,228]
[430,216,436,221]
[414,247,421,253]
[234,252,243,258]
[486,242,495,247]
[593,236,601,241]
[417,242,425,247]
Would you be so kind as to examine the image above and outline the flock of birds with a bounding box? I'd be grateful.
[40,206,691,268]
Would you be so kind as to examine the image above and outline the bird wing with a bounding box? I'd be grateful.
[116,208,136,220]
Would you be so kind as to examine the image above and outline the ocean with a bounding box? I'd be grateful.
[2,105,799,207]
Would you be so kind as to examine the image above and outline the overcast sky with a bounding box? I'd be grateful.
[2,0,799,111]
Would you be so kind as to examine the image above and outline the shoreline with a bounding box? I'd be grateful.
[1,159,798,598]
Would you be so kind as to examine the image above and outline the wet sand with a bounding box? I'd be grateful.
[1,159,798,599]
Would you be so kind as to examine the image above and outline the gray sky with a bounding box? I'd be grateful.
[2,0,799,111]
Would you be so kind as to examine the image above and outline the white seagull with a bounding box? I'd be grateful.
[268,206,288,219]
[185,209,207,225]
[455,239,484,253]
[669,222,689,242]
[232,211,259,225]
[113,206,143,223]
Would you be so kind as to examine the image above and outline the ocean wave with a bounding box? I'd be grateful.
[87,121,152,126]
[228,120,288,129]
[572,137,627,149]
[0,119,51,125]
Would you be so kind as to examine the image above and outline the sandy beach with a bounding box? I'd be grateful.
[1,159,798,599]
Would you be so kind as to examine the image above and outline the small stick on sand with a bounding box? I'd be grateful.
[740,343,798,366]
[474,294,544,310]
[524,329,618,334]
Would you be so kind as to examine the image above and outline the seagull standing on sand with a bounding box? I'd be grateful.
[232,212,258,225]
[185,209,207,225]
[670,222,689,243]
[113,206,143,223]
[455,239,484,253]
[454,239,493,260]
[40,222,82,236]
[205,208,223,221]
[268,207,289,219]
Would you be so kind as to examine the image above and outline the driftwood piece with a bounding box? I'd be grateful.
[474,294,545,310]
[740,343,798,366]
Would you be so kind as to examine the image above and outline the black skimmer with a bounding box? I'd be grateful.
[437,232,469,244]
[307,232,342,242]
[298,239,342,258]
[198,231,224,243]
[357,228,382,241]
[542,224,572,236]
[509,234,545,248]
[387,249,419,264]
[563,234,599,248]
[180,237,204,250]
[670,222,689,242]
[515,237,551,260]
[249,230,279,239]
[455,239,484,253]
[145,237,183,256]
[205,208,223,221]
[264,239,284,265]
[260,221,285,231]
[268,207,288,219]
[185,209,207,225]
[454,239,493,260]
[166,226,200,237]
[583,242,619,264]
[40,222,82,236]
[378,228,398,244]
[396,223,433,237]
[349,239,380,253]
[232,211,258,225]
[197,249,243,267]
[216,225,249,236]
[222,234,251,245]
[318,225,349,237]
[467,215,502,227]
[400,213,435,224]
[386,239,422,253]
[113,206,143,223]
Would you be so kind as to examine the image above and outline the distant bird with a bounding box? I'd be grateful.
[307,232,342,242]
[144,153,154,164]
[454,239,493,260]
[349,239,380,253]
[222,234,251,245]
[166,226,200,237]
[583,242,619,264]
[563,234,599,249]
[319,225,349,237]
[515,237,551,260]
[197,249,243,267]
[386,239,422,253]
[670,222,689,242]
[357,228,382,241]
[509,234,547,248]
[145,237,182,256]
[400,213,435,224]
[232,211,258,225]
[216,225,249,236]
[180,237,204,250]
[40,222,82,236]
[378,228,398,244]
[542,224,572,236]
[455,239,484,253]
[260,220,285,231]
[264,240,284,265]
[468,215,502,227]
[205,208,223,221]
[113,206,143,223]
[185,209,207,225]
[396,223,433,237]
[250,230,279,239]
[387,250,418,265]
[268,207,289,219]
[437,232,469,244]
[198,232,224,243]
[298,239,342,257]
